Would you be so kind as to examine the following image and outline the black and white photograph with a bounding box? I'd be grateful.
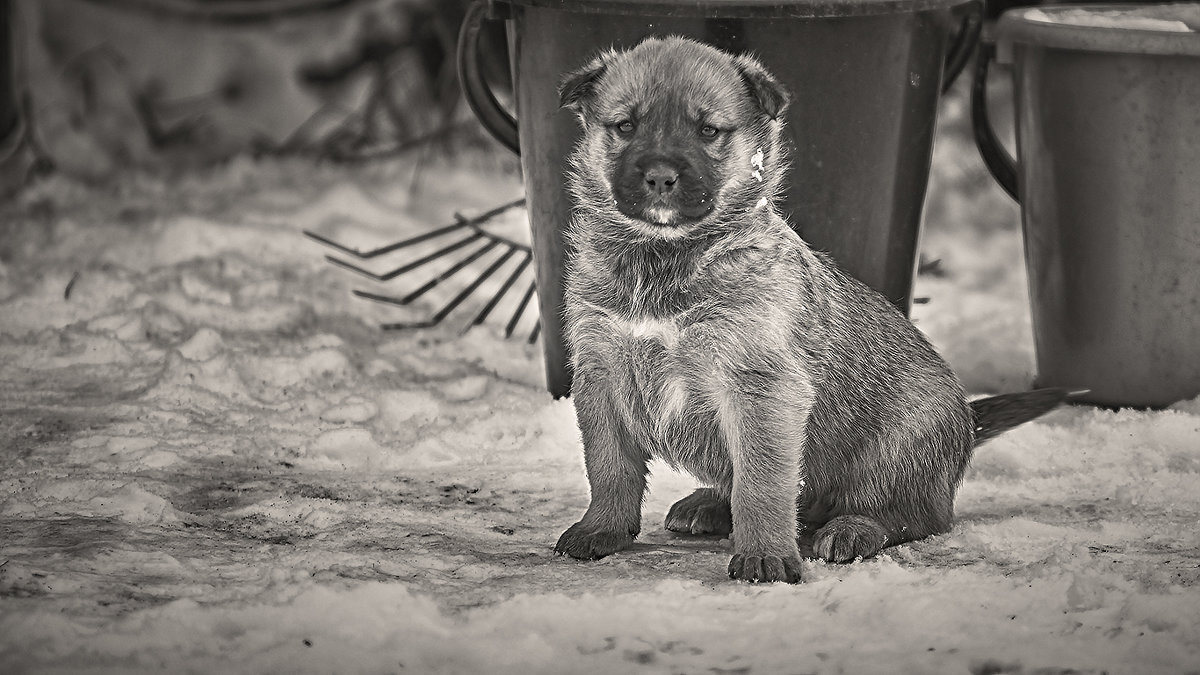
[1,0,1198,672]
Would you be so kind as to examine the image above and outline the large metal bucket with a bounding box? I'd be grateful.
[974,3,1200,408]
[460,0,982,397]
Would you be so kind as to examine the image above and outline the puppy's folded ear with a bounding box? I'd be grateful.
[559,52,611,116]
[734,54,789,121]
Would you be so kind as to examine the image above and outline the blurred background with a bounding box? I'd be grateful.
[0,0,1055,193]
[1,0,1139,247]
[0,0,515,190]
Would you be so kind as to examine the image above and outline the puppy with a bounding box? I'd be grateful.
[553,36,1065,583]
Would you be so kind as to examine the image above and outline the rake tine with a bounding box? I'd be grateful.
[527,320,541,345]
[351,240,506,308]
[468,249,532,328]
[304,196,522,259]
[326,232,484,281]
[453,197,527,230]
[380,320,435,330]
[376,247,515,331]
[303,219,472,259]
[351,289,408,307]
[391,239,501,305]
[428,247,519,326]
[505,279,538,339]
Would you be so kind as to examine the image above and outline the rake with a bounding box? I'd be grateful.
[304,197,541,343]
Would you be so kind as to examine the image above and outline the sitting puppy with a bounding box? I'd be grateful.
[553,36,1065,583]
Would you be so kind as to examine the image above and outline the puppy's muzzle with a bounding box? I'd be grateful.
[613,152,713,226]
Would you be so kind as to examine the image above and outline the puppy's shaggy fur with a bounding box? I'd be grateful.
[553,36,1064,583]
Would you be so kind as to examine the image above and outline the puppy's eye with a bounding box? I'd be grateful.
[699,125,719,139]
[616,120,635,135]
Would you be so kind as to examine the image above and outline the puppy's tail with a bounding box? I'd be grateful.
[970,388,1081,447]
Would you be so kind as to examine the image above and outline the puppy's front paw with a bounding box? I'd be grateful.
[555,521,634,560]
[727,553,802,583]
[665,488,732,535]
[812,515,888,563]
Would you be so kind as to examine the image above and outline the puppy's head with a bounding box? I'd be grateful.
[561,36,789,241]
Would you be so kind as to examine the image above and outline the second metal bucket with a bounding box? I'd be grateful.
[974,3,1200,408]
[461,0,981,398]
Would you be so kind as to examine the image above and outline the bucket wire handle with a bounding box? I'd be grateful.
[942,0,983,94]
[457,0,519,154]
[970,40,1019,201]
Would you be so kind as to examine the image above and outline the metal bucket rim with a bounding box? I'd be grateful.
[494,0,971,19]
[997,3,1200,61]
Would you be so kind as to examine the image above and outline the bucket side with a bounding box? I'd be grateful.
[751,11,950,310]
[1015,44,1200,406]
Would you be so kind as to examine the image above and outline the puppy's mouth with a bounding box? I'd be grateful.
[644,206,680,226]
[615,195,714,228]
[640,202,708,227]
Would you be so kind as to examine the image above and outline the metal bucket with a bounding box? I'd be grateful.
[460,0,982,397]
[973,3,1200,408]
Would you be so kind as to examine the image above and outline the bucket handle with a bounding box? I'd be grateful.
[458,0,520,154]
[942,0,984,94]
[970,40,1019,200]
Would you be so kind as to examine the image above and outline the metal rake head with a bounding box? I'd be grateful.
[304,197,540,343]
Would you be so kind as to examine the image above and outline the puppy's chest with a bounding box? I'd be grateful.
[608,314,692,405]
[580,311,717,458]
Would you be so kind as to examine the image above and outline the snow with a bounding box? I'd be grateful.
[2,105,1200,674]
[1024,7,1199,32]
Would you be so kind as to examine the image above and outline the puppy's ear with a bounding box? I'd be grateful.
[559,52,610,115]
[734,54,789,121]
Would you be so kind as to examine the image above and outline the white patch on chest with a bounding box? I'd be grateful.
[611,314,690,432]
[655,373,690,432]
[619,315,680,346]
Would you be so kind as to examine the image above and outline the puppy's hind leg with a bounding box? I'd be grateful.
[808,481,955,562]
[808,426,963,562]
[665,488,732,536]
[556,374,649,560]
[811,515,891,563]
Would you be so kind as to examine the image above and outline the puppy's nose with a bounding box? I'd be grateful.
[643,163,679,195]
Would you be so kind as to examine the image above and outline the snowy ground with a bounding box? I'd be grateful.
[2,100,1199,675]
